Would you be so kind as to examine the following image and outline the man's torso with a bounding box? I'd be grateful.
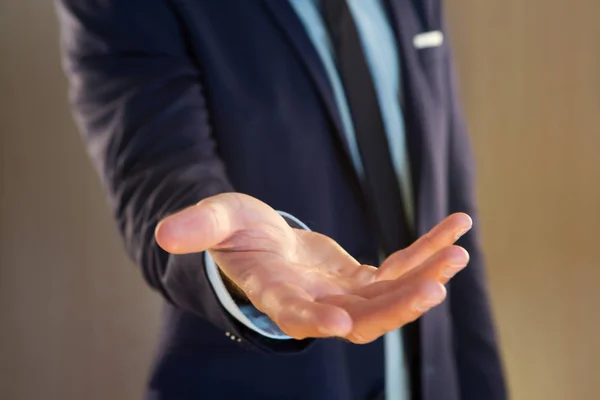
[147,1,458,400]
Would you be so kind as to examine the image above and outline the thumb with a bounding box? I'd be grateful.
[155,193,245,254]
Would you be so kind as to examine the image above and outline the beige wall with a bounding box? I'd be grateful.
[448,1,600,399]
[0,1,598,399]
[0,1,162,399]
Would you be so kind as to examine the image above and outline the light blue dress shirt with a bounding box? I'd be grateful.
[288,2,413,398]
[289,0,414,226]
[206,1,414,399]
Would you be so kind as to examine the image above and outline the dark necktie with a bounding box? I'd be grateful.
[321,0,411,256]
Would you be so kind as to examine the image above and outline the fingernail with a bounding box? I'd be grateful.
[442,264,465,278]
[454,215,473,240]
[442,249,469,278]
[414,282,446,312]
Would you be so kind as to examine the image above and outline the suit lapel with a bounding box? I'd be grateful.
[262,0,356,170]
[385,0,442,236]
[264,0,443,239]
[386,4,451,395]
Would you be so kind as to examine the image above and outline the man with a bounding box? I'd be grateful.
[56,0,507,399]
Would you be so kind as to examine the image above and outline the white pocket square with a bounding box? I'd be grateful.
[413,31,444,49]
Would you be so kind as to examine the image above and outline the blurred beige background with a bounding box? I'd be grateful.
[0,1,598,399]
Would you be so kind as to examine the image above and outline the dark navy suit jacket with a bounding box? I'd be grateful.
[57,0,507,399]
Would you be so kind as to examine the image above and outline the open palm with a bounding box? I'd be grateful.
[156,193,471,343]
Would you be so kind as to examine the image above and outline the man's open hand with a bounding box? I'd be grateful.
[155,193,471,344]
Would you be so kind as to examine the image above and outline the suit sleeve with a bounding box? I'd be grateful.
[441,16,509,400]
[56,0,310,353]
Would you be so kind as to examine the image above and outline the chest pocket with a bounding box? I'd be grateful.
[416,40,447,103]
[411,0,447,103]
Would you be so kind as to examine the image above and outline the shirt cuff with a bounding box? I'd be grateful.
[204,211,311,340]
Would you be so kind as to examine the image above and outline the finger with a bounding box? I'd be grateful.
[357,245,469,299]
[322,280,446,344]
[376,213,472,281]
[155,193,245,254]
[396,245,469,286]
[258,282,353,339]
